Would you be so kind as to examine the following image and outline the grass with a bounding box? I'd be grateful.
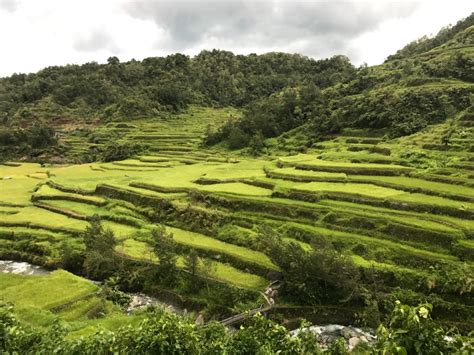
[204,260,268,289]
[43,199,105,215]
[350,175,474,199]
[394,193,473,210]
[278,154,412,171]
[200,182,272,196]
[282,221,458,263]
[317,200,462,235]
[0,271,144,333]
[0,270,98,311]
[168,226,278,270]
[293,181,405,198]
[0,225,69,241]
[116,238,158,261]
[0,168,45,206]
[0,206,88,231]
[42,200,145,227]
[2,105,474,336]
[350,255,427,277]
[102,221,141,240]
[268,167,347,180]
[116,238,267,289]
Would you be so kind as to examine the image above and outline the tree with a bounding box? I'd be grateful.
[184,249,199,278]
[100,142,144,162]
[227,126,250,150]
[83,215,116,252]
[107,56,120,65]
[82,215,119,279]
[248,131,265,155]
[26,122,57,149]
[152,225,178,286]
[261,229,360,304]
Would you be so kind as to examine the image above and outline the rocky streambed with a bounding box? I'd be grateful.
[126,293,184,315]
[2,260,376,350]
[292,324,375,351]
[0,260,183,314]
[0,260,50,275]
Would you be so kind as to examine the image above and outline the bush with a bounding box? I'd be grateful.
[82,216,120,280]
[227,126,250,149]
[248,131,265,155]
[261,228,360,304]
[152,225,178,286]
[100,142,145,162]
[374,301,465,354]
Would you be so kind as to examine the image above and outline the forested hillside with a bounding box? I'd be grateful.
[1,13,473,354]
[1,14,472,163]
[0,51,354,122]
[209,13,474,148]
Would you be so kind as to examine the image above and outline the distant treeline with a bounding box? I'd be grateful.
[0,13,473,152]
[205,14,474,148]
[0,51,355,123]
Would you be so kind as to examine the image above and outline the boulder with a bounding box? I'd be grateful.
[348,337,360,349]
[341,327,358,339]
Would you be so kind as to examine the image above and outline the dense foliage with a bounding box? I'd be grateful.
[261,230,360,305]
[206,14,473,149]
[81,216,131,281]
[1,300,469,354]
[0,51,354,123]
[1,15,472,157]
[0,121,58,160]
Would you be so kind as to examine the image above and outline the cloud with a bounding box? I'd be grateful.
[73,28,121,53]
[0,0,472,77]
[0,0,20,13]
[123,0,419,59]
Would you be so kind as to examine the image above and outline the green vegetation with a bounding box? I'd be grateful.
[1,14,474,352]
[1,300,470,353]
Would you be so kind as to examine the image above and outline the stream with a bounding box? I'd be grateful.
[0,260,50,275]
[0,260,182,314]
[1,260,376,350]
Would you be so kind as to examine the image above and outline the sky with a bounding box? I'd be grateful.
[0,0,472,77]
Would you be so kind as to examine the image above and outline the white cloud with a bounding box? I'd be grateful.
[73,28,121,53]
[0,0,20,13]
[0,0,472,77]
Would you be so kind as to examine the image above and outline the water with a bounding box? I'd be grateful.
[0,260,50,275]
[126,293,185,315]
[0,260,183,315]
[292,324,376,350]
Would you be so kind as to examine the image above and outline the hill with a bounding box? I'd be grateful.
[0,13,473,353]
[207,13,473,150]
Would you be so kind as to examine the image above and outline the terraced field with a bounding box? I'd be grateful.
[58,105,239,162]
[0,270,147,336]
[1,106,473,330]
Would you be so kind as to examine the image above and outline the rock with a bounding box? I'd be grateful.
[341,327,357,339]
[195,313,204,326]
[323,324,344,334]
[349,337,360,349]
[360,335,368,343]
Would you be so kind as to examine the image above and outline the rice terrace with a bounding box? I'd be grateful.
[0,6,473,354]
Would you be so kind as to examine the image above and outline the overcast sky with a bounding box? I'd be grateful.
[0,0,472,77]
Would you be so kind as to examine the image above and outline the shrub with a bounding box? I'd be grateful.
[152,225,178,286]
[373,301,465,354]
[228,127,250,150]
[261,229,360,304]
[82,216,120,280]
[100,142,145,162]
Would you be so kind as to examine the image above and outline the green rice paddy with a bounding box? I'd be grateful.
[1,106,473,333]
